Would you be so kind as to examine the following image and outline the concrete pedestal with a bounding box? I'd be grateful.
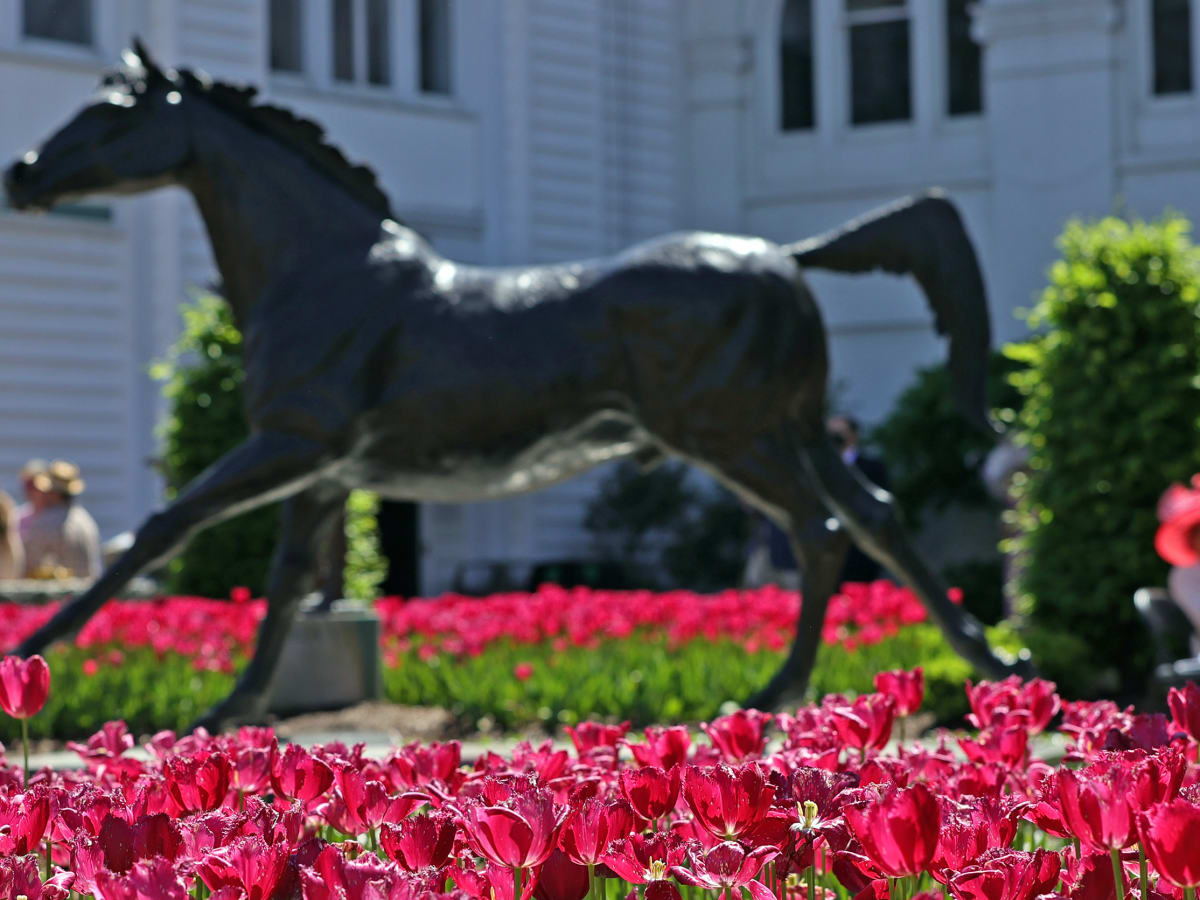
[268,601,383,716]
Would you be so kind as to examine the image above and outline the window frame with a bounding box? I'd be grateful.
[779,0,816,132]
[843,0,914,128]
[269,0,456,105]
[6,0,110,65]
[1146,0,1197,100]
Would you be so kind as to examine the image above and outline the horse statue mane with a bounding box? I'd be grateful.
[114,40,395,222]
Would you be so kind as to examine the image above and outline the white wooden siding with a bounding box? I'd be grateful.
[0,209,135,540]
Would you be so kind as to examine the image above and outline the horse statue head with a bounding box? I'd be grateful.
[4,39,192,211]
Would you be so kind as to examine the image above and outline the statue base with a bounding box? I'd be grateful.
[268,600,383,716]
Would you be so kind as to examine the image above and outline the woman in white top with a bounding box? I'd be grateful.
[1156,475,1200,653]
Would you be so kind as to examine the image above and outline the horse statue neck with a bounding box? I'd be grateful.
[181,99,385,322]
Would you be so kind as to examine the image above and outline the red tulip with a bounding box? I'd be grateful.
[301,844,408,900]
[0,654,50,719]
[1125,747,1186,811]
[534,848,590,900]
[843,782,941,877]
[966,677,1060,734]
[625,726,691,770]
[949,849,1061,900]
[558,797,639,866]
[603,832,688,884]
[1057,765,1137,852]
[670,840,777,897]
[270,743,334,803]
[460,787,566,869]
[325,764,426,835]
[619,766,681,821]
[380,810,458,871]
[1138,798,1200,888]
[874,667,925,717]
[92,858,184,900]
[957,726,1029,769]
[196,835,290,900]
[0,786,51,856]
[384,739,463,789]
[1168,682,1200,742]
[564,720,630,755]
[0,854,73,900]
[828,693,896,752]
[682,763,775,841]
[701,709,773,762]
[932,796,1023,879]
[163,752,233,814]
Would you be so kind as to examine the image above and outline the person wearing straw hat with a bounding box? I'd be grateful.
[1156,474,1200,654]
[19,459,101,580]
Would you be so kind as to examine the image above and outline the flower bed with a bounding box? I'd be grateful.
[0,583,995,739]
[2,659,1200,900]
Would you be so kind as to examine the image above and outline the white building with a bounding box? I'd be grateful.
[0,0,1195,592]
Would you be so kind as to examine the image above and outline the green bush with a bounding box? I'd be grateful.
[1007,215,1200,696]
[152,292,384,599]
[584,461,750,591]
[152,293,278,596]
[870,353,1024,529]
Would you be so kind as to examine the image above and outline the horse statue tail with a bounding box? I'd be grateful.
[784,190,996,435]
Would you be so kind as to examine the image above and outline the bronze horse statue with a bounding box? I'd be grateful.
[3,43,1029,731]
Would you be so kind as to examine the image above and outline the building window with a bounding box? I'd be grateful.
[780,0,815,130]
[332,0,392,86]
[270,0,304,73]
[847,0,911,125]
[419,0,453,94]
[946,0,982,115]
[1152,0,1193,95]
[23,0,92,46]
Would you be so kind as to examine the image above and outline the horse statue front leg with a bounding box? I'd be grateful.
[191,482,347,733]
[11,431,328,663]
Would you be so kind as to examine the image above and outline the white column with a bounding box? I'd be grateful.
[973,0,1122,341]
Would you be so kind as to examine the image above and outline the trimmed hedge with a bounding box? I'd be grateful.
[1007,215,1200,696]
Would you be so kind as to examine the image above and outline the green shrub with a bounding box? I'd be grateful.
[152,292,384,599]
[152,293,278,596]
[1006,215,1200,697]
[584,461,749,591]
[870,353,1024,529]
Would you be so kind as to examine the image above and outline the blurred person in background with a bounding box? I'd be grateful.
[20,459,102,579]
[826,414,889,584]
[0,490,23,579]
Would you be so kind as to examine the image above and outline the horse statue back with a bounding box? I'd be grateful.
[3,42,1029,729]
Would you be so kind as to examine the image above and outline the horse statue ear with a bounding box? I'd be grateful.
[128,36,169,86]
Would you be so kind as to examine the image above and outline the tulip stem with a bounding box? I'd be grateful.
[807,864,816,900]
[1110,848,1125,900]
[1185,887,1195,900]
[1138,842,1148,900]
[587,864,596,900]
[514,865,523,900]
[44,836,51,879]
[20,717,28,785]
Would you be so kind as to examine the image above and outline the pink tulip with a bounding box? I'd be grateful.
[619,765,681,822]
[0,654,50,719]
[874,667,925,716]
[558,797,639,866]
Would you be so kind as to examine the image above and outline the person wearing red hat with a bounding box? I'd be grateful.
[1156,475,1200,654]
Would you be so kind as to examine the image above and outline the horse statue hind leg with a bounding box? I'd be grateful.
[720,193,1034,712]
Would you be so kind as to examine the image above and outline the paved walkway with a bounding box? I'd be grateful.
[27,732,572,772]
